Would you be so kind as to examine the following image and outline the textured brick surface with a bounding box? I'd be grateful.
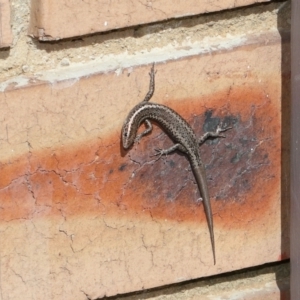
[28,0,271,41]
[0,31,288,299]
[0,0,13,47]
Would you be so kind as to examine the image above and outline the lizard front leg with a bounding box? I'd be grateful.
[151,143,187,159]
[134,119,153,144]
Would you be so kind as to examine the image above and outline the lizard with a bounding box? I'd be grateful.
[121,64,231,264]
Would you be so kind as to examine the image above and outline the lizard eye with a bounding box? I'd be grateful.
[124,132,128,137]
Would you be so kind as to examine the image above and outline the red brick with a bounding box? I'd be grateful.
[0,31,288,299]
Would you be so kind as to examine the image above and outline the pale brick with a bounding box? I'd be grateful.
[0,0,13,47]
[28,0,271,41]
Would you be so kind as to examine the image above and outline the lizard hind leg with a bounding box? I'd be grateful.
[198,123,232,145]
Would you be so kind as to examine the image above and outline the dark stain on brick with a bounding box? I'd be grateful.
[119,163,127,171]
[166,159,176,168]
[119,85,280,227]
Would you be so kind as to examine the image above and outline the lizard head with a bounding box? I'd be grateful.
[122,120,135,149]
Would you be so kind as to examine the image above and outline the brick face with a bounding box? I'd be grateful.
[28,0,271,41]
[0,30,289,299]
[0,0,13,47]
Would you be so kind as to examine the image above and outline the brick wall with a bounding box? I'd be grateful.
[0,0,290,299]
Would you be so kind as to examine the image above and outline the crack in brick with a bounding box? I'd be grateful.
[59,228,74,242]
[11,268,26,284]
[141,234,155,267]
[102,218,118,230]
[137,0,168,16]
[25,173,36,202]
[80,290,92,300]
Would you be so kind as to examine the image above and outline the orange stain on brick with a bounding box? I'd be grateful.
[0,85,280,231]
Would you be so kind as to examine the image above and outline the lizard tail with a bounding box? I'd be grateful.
[192,165,216,265]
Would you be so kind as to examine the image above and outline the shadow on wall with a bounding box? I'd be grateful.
[277,0,291,299]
